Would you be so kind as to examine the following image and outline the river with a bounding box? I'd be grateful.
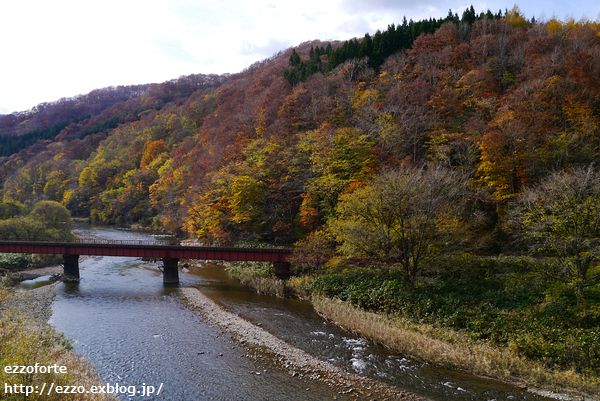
[31,226,555,400]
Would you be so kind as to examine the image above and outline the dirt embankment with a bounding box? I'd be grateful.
[180,286,428,401]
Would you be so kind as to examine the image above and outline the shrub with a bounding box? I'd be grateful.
[290,229,335,274]
[0,254,30,271]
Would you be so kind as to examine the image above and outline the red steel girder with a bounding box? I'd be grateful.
[0,241,291,262]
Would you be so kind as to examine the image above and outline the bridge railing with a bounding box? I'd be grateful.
[0,237,177,246]
[72,237,178,246]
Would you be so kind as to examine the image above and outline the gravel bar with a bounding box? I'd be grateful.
[180,287,428,401]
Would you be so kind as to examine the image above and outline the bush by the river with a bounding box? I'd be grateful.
[225,261,287,297]
[0,253,63,272]
[0,200,73,271]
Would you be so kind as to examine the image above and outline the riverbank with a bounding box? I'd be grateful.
[0,283,116,401]
[12,265,63,281]
[224,262,600,401]
[312,296,599,401]
[179,286,427,400]
[0,254,63,276]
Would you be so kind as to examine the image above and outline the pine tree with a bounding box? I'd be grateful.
[462,5,476,25]
[289,49,301,66]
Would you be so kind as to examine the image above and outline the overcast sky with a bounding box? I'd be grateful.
[1,0,599,114]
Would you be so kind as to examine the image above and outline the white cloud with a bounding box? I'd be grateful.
[0,0,598,113]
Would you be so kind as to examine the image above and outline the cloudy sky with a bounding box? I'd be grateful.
[1,0,599,114]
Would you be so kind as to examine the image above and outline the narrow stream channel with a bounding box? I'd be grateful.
[28,226,556,400]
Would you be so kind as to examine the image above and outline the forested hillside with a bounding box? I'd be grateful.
[2,7,596,245]
[0,74,226,157]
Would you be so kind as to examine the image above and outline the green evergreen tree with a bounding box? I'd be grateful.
[462,5,476,25]
[289,49,301,66]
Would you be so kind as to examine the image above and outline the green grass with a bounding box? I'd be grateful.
[226,261,287,297]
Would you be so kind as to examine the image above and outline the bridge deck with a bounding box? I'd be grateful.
[0,240,291,263]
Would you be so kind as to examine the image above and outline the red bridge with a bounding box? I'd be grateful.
[0,239,292,286]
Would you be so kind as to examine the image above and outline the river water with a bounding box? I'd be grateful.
[38,227,554,400]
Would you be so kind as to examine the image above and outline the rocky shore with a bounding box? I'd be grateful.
[180,286,428,401]
[0,283,56,321]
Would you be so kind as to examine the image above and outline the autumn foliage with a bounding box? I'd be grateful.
[0,11,597,248]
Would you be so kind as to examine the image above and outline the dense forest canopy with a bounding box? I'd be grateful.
[0,6,597,248]
[283,5,505,85]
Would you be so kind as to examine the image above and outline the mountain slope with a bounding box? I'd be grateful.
[0,14,598,246]
[0,74,226,156]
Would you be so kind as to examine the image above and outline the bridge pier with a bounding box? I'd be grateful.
[162,258,179,286]
[63,254,80,282]
[273,261,291,280]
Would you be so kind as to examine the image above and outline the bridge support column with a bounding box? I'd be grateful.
[63,254,80,282]
[273,261,291,280]
[162,258,179,286]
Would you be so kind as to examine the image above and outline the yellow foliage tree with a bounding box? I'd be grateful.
[140,139,167,168]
